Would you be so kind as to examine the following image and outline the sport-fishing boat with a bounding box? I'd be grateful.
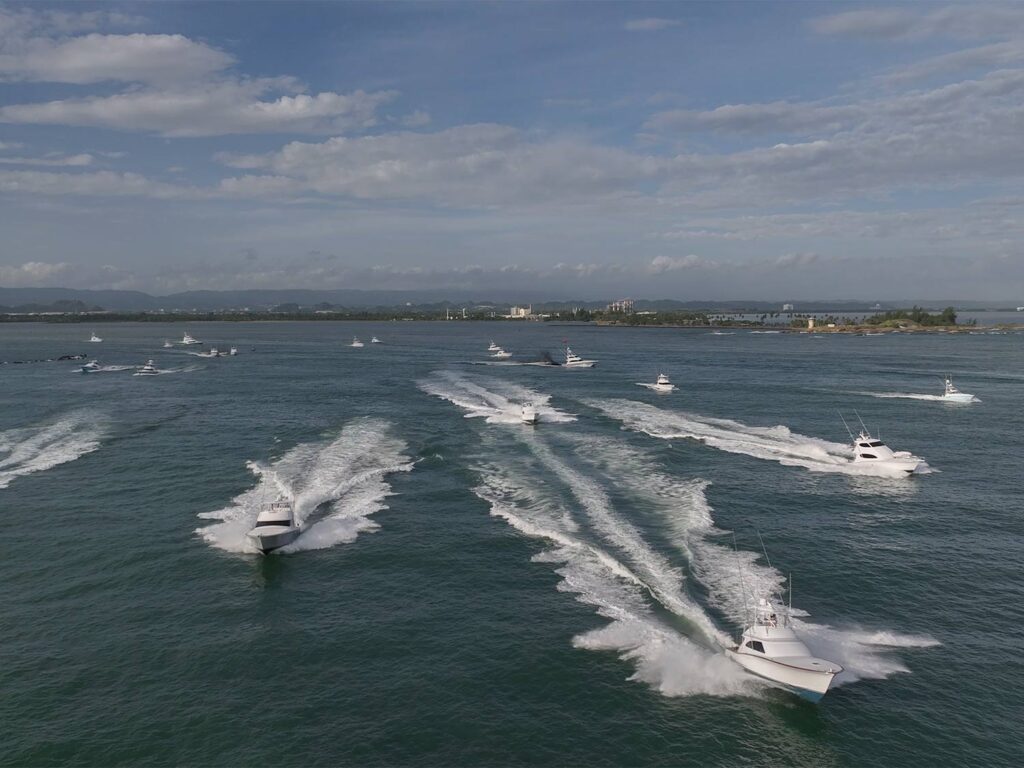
[351,337,364,348]
[638,373,675,393]
[196,347,221,358]
[247,498,301,554]
[942,375,977,403]
[844,415,924,473]
[371,337,382,344]
[88,332,103,343]
[490,346,512,359]
[725,596,843,702]
[564,345,596,368]
[521,403,538,425]
[488,341,501,352]
[134,360,159,376]
[80,360,101,373]
[180,332,201,345]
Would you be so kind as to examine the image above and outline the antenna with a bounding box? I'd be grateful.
[854,409,869,436]
[733,532,751,638]
[755,527,773,570]
[838,411,854,441]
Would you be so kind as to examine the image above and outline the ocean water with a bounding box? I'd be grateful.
[1,321,1021,766]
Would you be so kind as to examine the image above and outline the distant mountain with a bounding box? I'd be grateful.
[0,286,1014,313]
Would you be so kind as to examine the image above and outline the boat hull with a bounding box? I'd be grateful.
[942,393,976,403]
[247,526,301,553]
[725,649,838,700]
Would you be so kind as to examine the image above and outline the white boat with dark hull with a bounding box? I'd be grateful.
[180,332,201,346]
[88,332,103,343]
[563,346,596,368]
[134,359,159,376]
[371,337,382,344]
[247,499,301,553]
[350,337,364,348]
[942,375,978,403]
[521,403,538,425]
[490,346,512,359]
[80,360,102,373]
[638,373,675,393]
[726,597,843,702]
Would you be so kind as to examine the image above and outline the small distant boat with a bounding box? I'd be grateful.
[488,341,501,352]
[371,337,382,344]
[196,347,221,358]
[351,337,364,348]
[134,359,159,376]
[490,346,512,359]
[521,403,538,425]
[725,596,843,702]
[180,332,201,345]
[942,375,978,403]
[843,415,924,473]
[162,340,174,348]
[80,360,101,373]
[563,345,596,368]
[88,332,102,343]
[247,498,301,554]
[638,373,675,393]
[228,347,238,356]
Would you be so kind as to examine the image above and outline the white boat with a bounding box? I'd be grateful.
[163,340,174,348]
[88,332,103,343]
[942,375,977,403]
[134,359,159,376]
[80,360,101,373]
[487,340,501,352]
[563,345,597,368]
[228,347,238,356]
[351,337,364,348]
[725,596,843,702]
[247,499,301,554]
[490,346,512,359]
[638,373,675,393]
[371,337,382,344]
[521,403,538,425]
[196,347,220,358]
[845,416,924,474]
[180,332,201,345]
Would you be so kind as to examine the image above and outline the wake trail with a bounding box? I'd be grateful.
[586,398,928,478]
[419,370,575,424]
[0,410,106,489]
[197,419,413,554]
[475,464,758,698]
[564,433,939,687]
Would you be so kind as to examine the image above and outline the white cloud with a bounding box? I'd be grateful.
[0,11,394,136]
[0,153,94,167]
[0,83,398,137]
[0,260,71,286]
[882,41,1024,83]
[0,33,233,85]
[810,5,1024,40]
[216,123,661,205]
[624,18,681,32]
[0,169,195,199]
[648,254,714,272]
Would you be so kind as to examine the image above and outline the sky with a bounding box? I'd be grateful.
[1,1,1023,301]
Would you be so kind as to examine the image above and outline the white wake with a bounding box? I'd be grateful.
[587,399,929,478]
[197,419,413,554]
[420,370,575,424]
[0,410,106,489]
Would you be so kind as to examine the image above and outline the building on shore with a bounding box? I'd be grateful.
[607,298,634,313]
[782,303,795,311]
[508,305,533,318]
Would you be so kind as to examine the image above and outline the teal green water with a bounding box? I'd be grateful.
[1,322,1021,766]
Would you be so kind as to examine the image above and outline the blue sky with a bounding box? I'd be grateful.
[1,1,1023,300]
